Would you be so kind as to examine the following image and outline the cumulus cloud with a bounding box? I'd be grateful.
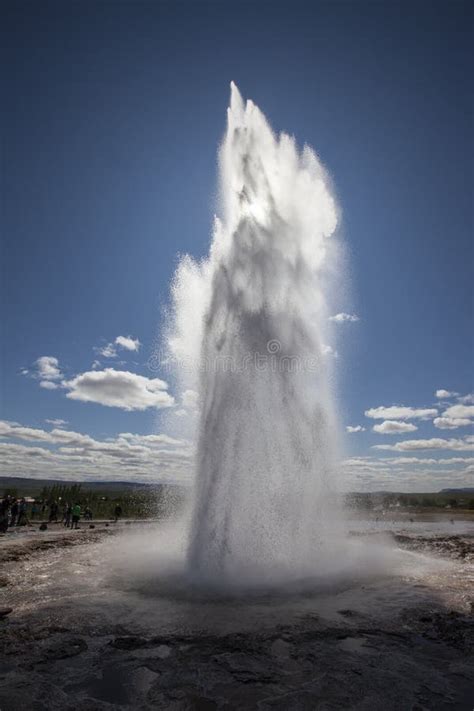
[458,393,474,405]
[0,421,54,442]
[64,368,174,411]
[384,456,474,465]
[0,421,100,447]
[433,417,473,430]
[365,405,437,420]
[435,389,458,399]
[0,420,192,484]
[40,380,59,390]
[340,453,474,492]
[96,335,141,359]
[115,335,141,352]
[372,420,418,435]
[346,425,365,433]
[441,404,474,420]
[118,432,185,447]
[373,437,474,452]
[98,343,117,358]
[433,404,474,431]
[36,356,62,381]
[2,418,472,490]
[329,312,359,323]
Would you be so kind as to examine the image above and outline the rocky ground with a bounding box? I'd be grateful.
[0,523,473,710]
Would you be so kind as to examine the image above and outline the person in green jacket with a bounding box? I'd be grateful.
[71,503,81,529]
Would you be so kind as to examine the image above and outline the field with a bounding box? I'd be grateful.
[0,512,473,709]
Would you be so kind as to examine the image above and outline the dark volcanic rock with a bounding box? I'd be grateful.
[43,637,88,660]
[0,529,472,709]
[110,635,150,650]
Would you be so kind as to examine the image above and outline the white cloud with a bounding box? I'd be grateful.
[115,335,141,352]
[441,404,474,419]
[64,368,174,411]
[40,380,59,390]
[0,421,54,442]
[433,417,473,430]
[340,452,474,492]
[458,393,474,405]
[346,425,365,433]
[1,417,472,490]
[91,360,101,370]
[372,420,418,435]
[96,335,141,359]
[384,456,474,465]
[0,421,96,447]
[98,343,117,358]
[433,404,474,431]
[45,419,68,427]
[49,428,97,447]
[322,344,338,358]
[373,437,474,452]
[329,312,359,323]
[0,420,192,484]
[36,356,62,381]
[118,432,185,447]
[365,406,437,420]
[435,389,458,399]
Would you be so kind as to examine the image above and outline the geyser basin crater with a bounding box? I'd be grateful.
[104,520,456,602]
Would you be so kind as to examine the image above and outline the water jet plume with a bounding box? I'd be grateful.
[167,84,343,587]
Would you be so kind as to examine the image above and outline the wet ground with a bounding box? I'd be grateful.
[0,517,473,710]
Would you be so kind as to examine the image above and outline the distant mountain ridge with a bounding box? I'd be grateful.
[439,487,474,493]
[1,476,472,497]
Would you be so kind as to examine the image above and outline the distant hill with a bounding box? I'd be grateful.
[439,487,474,494]
[1,477,472,499]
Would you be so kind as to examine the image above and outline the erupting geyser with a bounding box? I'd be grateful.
[168,83,344,587]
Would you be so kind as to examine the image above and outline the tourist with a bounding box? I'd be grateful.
[17,498,28,526]
[10,499,18,527]
[0,497,9,533]
[71,503,81,529]
[48,501,58,523]
[114,504,122,523]
[64,503,72,528]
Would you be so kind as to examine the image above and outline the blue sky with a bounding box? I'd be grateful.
[2,1,472,491]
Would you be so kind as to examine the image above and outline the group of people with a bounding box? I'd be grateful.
[0,496,30,532]
[1,496,124,533]
[61,502,86,529]
[49,501,95,528]
[0,497,88,531]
